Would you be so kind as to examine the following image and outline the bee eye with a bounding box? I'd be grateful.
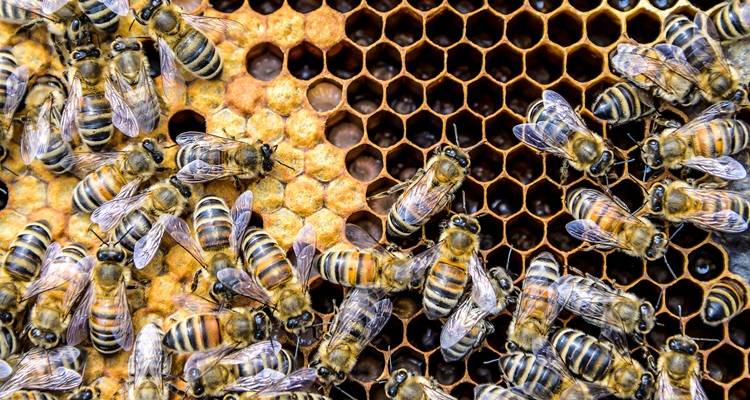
[638,321,648,331]
[31,328,41,338]
[0,312,12,323]
[287,318,299,329]
[336,371,346,380]
[301,311,312,321]
[446,147,456,157]
[500,279,511,291]
[45,332,57,343]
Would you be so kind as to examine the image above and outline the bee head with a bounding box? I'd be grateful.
[588,148,613,176]
[645,231,667,261]
[138,0,163,21]
[111,37,141,54]
[667,335,698,355]
[169,176,192,198]
[96,244,126,263]
[709,72,732,98]
[29,327,59,348]
[636,302,655,334]
[488,267,513,292]
[449,214,480,234]
[385,369,411,398]
[285,310,313,332]
[635,372,655,400]
[141,139,164,164]
[260,144,275,172]
[648,183,666,213]
[442,145,470,168]
[0,311,13,325]
[251,310,269,341]
[641,138,663,168]
[68,386,100,400]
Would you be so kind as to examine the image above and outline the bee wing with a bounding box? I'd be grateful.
[440,298,487,352]
[344,223,386,251]
[133,214,170,269]
[60,76,81,143]
[216,268,271,304]
[222,368,287,393]
[0,360,10,380]
[175,131,210,146]
[4,66,29,119]
[41,0,69,14]
[97,0,128,15]
[181,13,246,39]
[512,270,560,337]
[66,284,93,346]
[541,90,590,134]
[512,123,575,160]
[7,0,46,14]
[182,345,234,381]
[565,219,627,249]
[555,276,619,329]
[163,214,206,266]
[113,279,134,351]
[172,294,219,314]
[157,38,185,105]
[21,98,53,165]
[682,209,748,232]
[230,190,253,254]
[58,151,121,176]
[91,190,149,232]
[330,289,392,350]
[612,43,698,89]
[254,367,317,395]
[220,340,283,365]
[0,366,81,397]
[422,385,457,400]
[694,12,729,64]
[468,253,497,313]
[399,169,455,227]
[690,372,709,400]
[176,159,231,183]
[655,370,680,400]
[105,77,140,138]
[677,101,737,133]
[682,155,747,180]
[397,243,440,285]
[133,323,165,389]
[293,224,317,285]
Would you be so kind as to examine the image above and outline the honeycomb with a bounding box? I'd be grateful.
[1,0,750,398]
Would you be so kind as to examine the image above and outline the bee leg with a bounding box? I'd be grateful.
[560,161,569,183]
[190,269,203,293]
[232,176,244,191]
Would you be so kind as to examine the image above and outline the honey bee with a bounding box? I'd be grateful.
[91,175,192,254]
[647,179,749,233]
[506,251,561,352]
[218,224,317,334]
[642,101,749,180]
[66,385,100,400]
[310,289,392,385]
[551,328,655,400]
[0,325,18,366]
[225,393,331,400]
[0,346,85,398]
[127,322,171,400]
[656,334,708,400]
[713,0,750,41]
[203,367,318,400]
[384,368,456,400]
[162,294,269,353]
[377,144,469,239]
[474,385,533,400]
[0,47,29,164]
[315,224,413,293]
[23,242,94,348]
[701,275,748,326]
[514,90,614,177]
[440,267,513,362]
[592,82,656,126]
[5,391,60,399]
[555,274,656,342]
[566,188,668,261]
[41,0,127,33]
[66,242,134,354]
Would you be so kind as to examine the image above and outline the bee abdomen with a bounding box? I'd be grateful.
[176,144,224,169]
[701,277,747,326]
[442,320,490,362]
[693,119,750,157]
[163,314,223,352]
[114,209,154,253]
[194,196,232,252]
[242,228,293,291]
[89,299,122,354]
[39,134,73,174]
[3,221,52,282]
[0,2,35,24]
[664,15,715,70]
[475,385,530,400]
[252,393,331,400]
[592,82,655,125]
[713,0,750,41]
[78,92,113,151]
[7,391,59,400]
[73,165,124,213]
[552,328,613,382]
[174,29,222,79]
[0,325,17,359]
[316,251,378,287]
[501,353,563,396]
[236,348,294,377]
[423,262,467,320]
[386,209,419,238]
[79,0,119,32]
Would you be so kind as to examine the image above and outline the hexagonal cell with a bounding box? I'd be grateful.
[288,0,321,12]
[326,41,363,79]
[686,316,724,349]
[608,120,645,152]
[367,177,398,215]
[467,349,503,383]
[447,111,482,147]
[547,214,579,252]
[649,0,677,9]
[546,154,583,185]
[346,9,382,46]
[248,0,282,14]
[587,10,621,47]
[371,316,404,351]
[568,250,604,278]
[627,10,661,44]
[406,111,442,148]
[531,0,562,12]
[688,243,726,282]
[605,252,644,286]
[406,313,442,351]
[547,11,582,48]
[478,214,503,250]
[168,109,205,142]
[488,178,523,216]
[707,344,745,383]
[387,77,424,115]
[366,42,402,81]
[407,0,440,11]
[506,78,542,116]
[567,45,603,83]
[392,291,423,319]
[309,279,343,314]
[346,209,383,242]
[367,0,398,11]
[347,76,383,114]
[469,144,503,182]
[665,279,704,316]
[506,146,543,184]
[326,111,364,148]
[608,0,638,11]
[507,213,544,250]
[670,222,709,249]
[630,279,663,310]
[370,381,387,400]
[428,351,465,385]
[609,179,644,213]
[731,379,750,400]
[327,0,361,12]
[288,42,323,80]
[527,179,562,217]
[646,311,679,349]
[426,9,463,47]
[507,10,543,49]
[386,144,424,181]
[730,310,750,348]
[209,0,243,12]
[448,0,481,13]
[450,383,477,400]
[426,78,464,115]
[367,110,404,147]
[486,112,521,150]
[386,8,422,46]
[307,79,342,112]
[647,247,685,284]
[336,380,368,399]
[569,0,601,11]
[345,143,384,181]
[467,10,503,48]
[447,44,482,81]
[405,42,444,81]
[450,179,483,214]
[486,44,522,83]
[245,43,283,81]
[526,44,564,85]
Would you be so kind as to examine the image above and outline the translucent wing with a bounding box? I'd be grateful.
[555,275,623,329]
[396,168,455,227]
[253,367,317,395]
[91,190,149,231]
[512,269,560,342]
[676,101,736,133]
[6,0,45,14]
[0,360,10,380]
[440,298,486,352]
[133,214,170,269]
[98,0,128,16]
[222,368,286,393]
[344,223,381,249]
[292,224,316,285]
[329,289,392,350]
[105,77,139,138]
[4,66,29,118]
[219,340,283,365]
[230,190,253,254]
[21,98,52,165]
[690,373,709,400]
[181,14,246,39]
[468,253,496,313]
[41,0,69,14]
[423,385,458,400]
[177,159,231,183]
[0,366,81,397]
[172,293,220,314]
[682,156,747,180]
[541,90,590,133]
[182,345,233,381]
[565,219,625,249]
[57,151,121,176]
[163,214,206,266]
[655,370,679,400]
[681,209,748,232]
[513,123,575,160]
[611,43,698,90]
[60,76,81,142]
[132,323,165,390]
[216,268,271,303]
[397,244,441,284]
[112,59,161,134]
[694,12,728,67]
[173,0,200,12]
[157,38,185,105]
[66,285,93,346]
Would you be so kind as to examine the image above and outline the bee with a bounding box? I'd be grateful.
[712,0,750,41]
[40,0,127,33]
[566,188,668,261]
[315,224,414,293]
[656,334,708,400]
[225,393,331,400]
[440,267,513,362]
[0,325,18,365]
[642,101,749,180]
[551,328,655,400]
[203,367,318,400]
[23,242,94,348]
[174,132,275,184]
[610,42,701,106]
[0,180,6,210]
[218,224,317,334]
[311,289,392,385]
[384,368,456,400]
[91,175,191,254]
[701,276,748,326]
[555,274,656,342]
[5,391,60,399]
[127,322,171,400]
[0,346,85,398]
[162,294,269,353]
[514,90,614,177]
[592,82,656,126]
[665,12,743,103]
[0,47,29,163]
[183,340,294,398]
[66,242,134,354]
[474,385,533,400]
[506,251,561,352]
[377,145,468,239]
[647,179,749,233]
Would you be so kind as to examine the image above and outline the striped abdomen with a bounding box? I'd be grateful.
[7,391,59,400]
[89,293,123,354]
[567,189,628,235]
[39,133,73,174]
[520,253,560,320]
[26,74,67,117]
[423,257,468,320]
[163,314,223,352]
[592,82,655,125]
[3,221,52,282]
[552,328,613,382]
[316,250,379,288]
[0,49,18,113]
[475,385,530,400]
[0,325,17,359]
[713,0,750,40]
[386,205,420,238]
[665,15,716,70]
[0,1,36,24]
[242,228,293,292]
[114,209,154,253]
[194,196,231,252]
[173,28,222,79]
[691,119,750,158]
[501,352,563,397]
[231,348,294,378]
[77,91,113,151]
[78,0,119,32]
[176,144,224,170]
[702,277,747,326]
[442,320,491,362]
[73,164,126,213]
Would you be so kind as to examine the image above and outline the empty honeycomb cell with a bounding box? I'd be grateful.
[428,351,466,385]
[485,313,512,351]
[478,214,503,250]
[346,9,383,46]
[326,110,364,148]
[406,110,442,148]
[708,345,745,383]
[386,144,424,181]
[686,316,724,349]
[209,0,243,13]
[310,279,344,314]
[506,78,542,115]
[665,279,704,316]
[407,0,440,11]
[485,112,521,150]
[346,209,384,241]
[307,79,343,112]
[406,42,445,80]
[527,179,562,217]
[245,43,283,81]
[507,213,544,250]
[367,42,402,81]
[466,10,503,48]
[530,0,563,12]
[167,109,206,142]
[626,10,662,44]
[346,143,384,181]
[647,247,686,283]
[448,0,481,13]
[488,0,522,14]
[467,349,503,383]
[289,0,322,12]
[506,146,543,184]
[369,382,387,400]
[587,10,621,47]
[486,44,522,83]
[387,77,424,114]
[391,346,427,374]
[605,252,645,285]
[629,279,663,310]
[608,0,638,11]
[288,42,324,80]
[366,177,398,215]
[566,45,603,83]
[447,111,482,147]
[451,180,483,214]
[427,77,464,115]
[248,0,283,14]
[469,144,503,182]
[488,178,523,216]
[649,0,677,9]
[327,0,361,12]
[367,110,405,147]
[647,312,679,349]
[447,44,483,81]
[426,9,463,47]
[688,244,727,281]
[507,11,544,49]
[371,316,404,350]
[406,313,442,351]
[569,0,601,11]
[351,346,387,381]
[731,380,750,400]
[608,120,645,151]
[336,380,368,400]
[368,0,399,11]
[609,179,644,212]
[526,44,564,85]
[451,382,477,400]
[348,76,384,114]
[326,41,364,79]
[547,11,583,48]
[568,251,605,277]
[730,311,750,348]
[689,0,723,10]
[385,8,423,46]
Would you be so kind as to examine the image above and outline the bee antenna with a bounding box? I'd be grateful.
[452,123,460,147]
[387,345,393,373]
[128,14,137,31]
[642,165,651,182]
[669,223,684,241]
[613,158,635,166]
[461,191,468,214]
[88,227,107,245]
[294,335,300,360]
[2,165,19,177]
[693,337,720,342]
[677,304,685,335]
[274,158,295,172]
[115,226,135,246]
[662,253,677,280]
[505,247,513,270]
[333,385,357,400]
[626,133,640,145]
[483,357,501,365]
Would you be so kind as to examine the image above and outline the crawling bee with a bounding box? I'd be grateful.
[655,334,708,400]
[213,368,319,400]
[41,0,127,33]
[311,289,392,385]
[592,82,656,126]
[701,275,748,326]
[0,346,85,398]
[0,47,29,164]
[713,0,750,41]
[127,322,171,400]
[384,368,456,400]
[514,90,614,178]
[566,188,668,261]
